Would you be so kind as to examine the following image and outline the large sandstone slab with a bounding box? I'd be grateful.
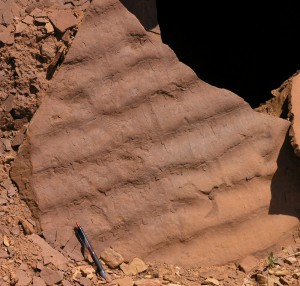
[11,0,299,266]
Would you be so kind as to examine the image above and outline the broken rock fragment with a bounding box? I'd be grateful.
[32,276,46,286]
[28,234,68,270]
[0,25,14,45]
[120,258,148,276]
[100,247,124,269]
[48,10,77,33]
[40,267,63,286]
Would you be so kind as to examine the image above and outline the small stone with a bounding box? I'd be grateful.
[78,277,92,286]
[274,269,289,276]
[3,235,9,246]
[11,129,25,148]
[3,275,9,282]
[16,269,32,286]
[48,10,77,33]
[40,38,57,59]
[34,17,49,24]
[40,267,63,285]
[134,279,161,286]
[2,93,14,112]
[256,274,267,284]
[15,22,28,34]
[32,276,46,286]
[238,255,259,273]
[45,22,54,34]
[19,219,34,234]
[284,256,297,264]
[120,258,148,276]
[292,271,300,278]
[30,8,47,18]
[7,185,17,197]
[114,276,133,286]
[1,138,12,151]
[100,247,124,269]
[0,25,14,45]
[201,278,219,286]
[22,15,33,25]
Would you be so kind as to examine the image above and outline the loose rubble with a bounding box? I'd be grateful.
[1,1,300,286]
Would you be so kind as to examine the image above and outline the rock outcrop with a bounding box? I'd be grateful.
[11,0,299,266]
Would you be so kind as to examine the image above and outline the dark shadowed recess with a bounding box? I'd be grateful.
[270,134,300,218]
[156,1,300,109]
[119,0,158,30]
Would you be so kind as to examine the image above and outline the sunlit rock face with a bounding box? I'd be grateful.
[11,0,299,266]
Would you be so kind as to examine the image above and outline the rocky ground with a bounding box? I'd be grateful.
[1,1,300,285]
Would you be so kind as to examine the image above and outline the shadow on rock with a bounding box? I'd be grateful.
[270,133,300,218]
[119,0,158,30]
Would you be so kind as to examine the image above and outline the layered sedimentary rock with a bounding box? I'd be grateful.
[290,73,300,156]
[11,0,299,266]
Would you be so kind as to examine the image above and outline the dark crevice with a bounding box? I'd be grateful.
[156,1,300,109]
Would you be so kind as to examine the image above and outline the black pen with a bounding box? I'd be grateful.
[76,223,107,280]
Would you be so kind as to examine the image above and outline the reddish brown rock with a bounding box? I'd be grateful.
[0,25,14,45]
[32,276,46,286]
[48,10,77,33]
[40,268,63,286]
[289,73,300,156]
[28,234,68,270]
[238,255,260,273]
[134,279,161,286]
[15,269,32,286]
[10,0,300,268]
[114,276,133,286]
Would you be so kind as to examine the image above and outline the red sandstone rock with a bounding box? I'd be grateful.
[48,10,77,33]
[0,25,14,45]
[10,0,300,268]
[289,73,300,156]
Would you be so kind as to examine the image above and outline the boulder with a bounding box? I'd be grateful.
[10,0,299,267]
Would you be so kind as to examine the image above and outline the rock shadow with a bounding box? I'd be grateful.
[269,132,300,218]
[119,0,158,30]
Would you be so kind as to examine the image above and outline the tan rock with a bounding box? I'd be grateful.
[134,279,161,286]
[202,278,219,286]
[121,258,148,276]
[3,235,9,246]
[100,247,124,268]
[45,22,54,34]
[274,269,289,276]
[19,219,34,235]
[114,276,133,286]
